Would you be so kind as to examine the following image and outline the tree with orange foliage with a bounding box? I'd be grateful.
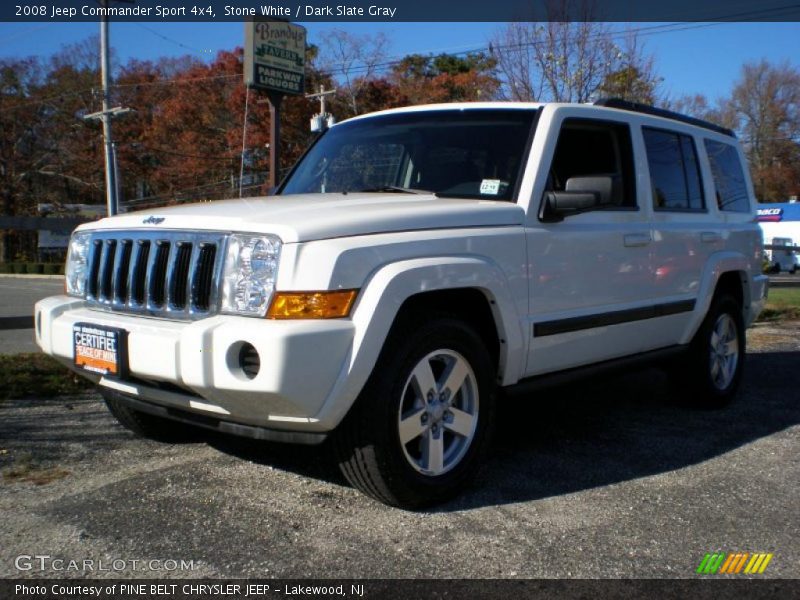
[388,53,499,105]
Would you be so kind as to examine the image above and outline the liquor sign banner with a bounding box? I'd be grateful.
[244,21,307,95]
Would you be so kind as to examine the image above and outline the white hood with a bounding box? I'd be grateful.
[77,193,525,243]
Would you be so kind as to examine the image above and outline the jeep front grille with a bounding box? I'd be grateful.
[84,230,226,319]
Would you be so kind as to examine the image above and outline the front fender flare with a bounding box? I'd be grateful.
[313,256,525,430]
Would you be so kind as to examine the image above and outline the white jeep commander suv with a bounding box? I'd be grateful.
[36,99,768,507]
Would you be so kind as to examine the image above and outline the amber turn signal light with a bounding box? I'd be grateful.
[267,290,359,319]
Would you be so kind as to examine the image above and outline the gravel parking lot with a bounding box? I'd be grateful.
[1,321,798,579]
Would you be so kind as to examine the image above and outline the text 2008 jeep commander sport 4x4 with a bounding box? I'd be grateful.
[36,99,767,508]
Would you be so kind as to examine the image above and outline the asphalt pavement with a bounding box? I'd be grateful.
[1,321,798,579]
[0,276,64,354]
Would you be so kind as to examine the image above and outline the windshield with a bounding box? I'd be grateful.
[280,109,537,201]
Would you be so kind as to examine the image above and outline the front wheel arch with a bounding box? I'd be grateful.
[332,312,496,508]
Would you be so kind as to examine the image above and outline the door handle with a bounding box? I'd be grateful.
[701,231,722,243]
[624,233,652,247]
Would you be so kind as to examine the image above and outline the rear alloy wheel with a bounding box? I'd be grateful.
[334,315,495,508]
[708,313,740,393]
[672,294,745,408]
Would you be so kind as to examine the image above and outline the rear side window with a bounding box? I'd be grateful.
[704,139,751,212]
[643,128,705,211]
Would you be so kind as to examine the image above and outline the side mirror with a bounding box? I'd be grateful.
[540,175,615,222]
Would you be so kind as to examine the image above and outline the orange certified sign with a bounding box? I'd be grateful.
[73,323,126,377]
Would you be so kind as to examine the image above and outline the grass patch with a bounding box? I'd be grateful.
[758,288,800,322]
[0,352,92,401]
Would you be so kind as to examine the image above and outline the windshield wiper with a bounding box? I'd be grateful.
[357,186,436,195]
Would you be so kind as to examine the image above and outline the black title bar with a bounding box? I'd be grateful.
[3,0,800,22]
[3,579,797,600]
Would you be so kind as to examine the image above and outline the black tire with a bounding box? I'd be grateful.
[670,294,745,409]
[333,313,496,509]
[101,388,198,442]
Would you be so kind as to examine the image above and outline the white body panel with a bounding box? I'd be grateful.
[36,101,767,437]
[77,193,523,243]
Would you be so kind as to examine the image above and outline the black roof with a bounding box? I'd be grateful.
[594,98,736,138]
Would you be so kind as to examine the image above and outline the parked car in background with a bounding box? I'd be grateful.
[766,237,799,273]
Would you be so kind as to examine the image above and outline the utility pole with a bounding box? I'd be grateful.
[99,11,115,215]
[306,85,337,133]
[256,93,283,190]
[267,92,282,190]
[82,0,133,216]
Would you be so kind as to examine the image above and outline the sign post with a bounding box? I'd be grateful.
[244,20,307,189]
[268,92,282,189]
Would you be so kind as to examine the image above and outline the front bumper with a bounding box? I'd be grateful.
[35,296,355,435]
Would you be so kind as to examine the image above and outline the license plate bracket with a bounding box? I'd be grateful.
[73,322,129,379]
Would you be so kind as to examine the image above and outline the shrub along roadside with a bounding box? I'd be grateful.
[0,353,92,401]
[757,288,800,322]
[0,263,64,275]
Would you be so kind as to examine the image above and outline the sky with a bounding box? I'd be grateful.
[0,21,798,102]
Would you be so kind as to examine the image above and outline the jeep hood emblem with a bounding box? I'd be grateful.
[143,216,165,225]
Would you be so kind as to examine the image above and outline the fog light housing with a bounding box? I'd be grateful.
[238,342,260,379]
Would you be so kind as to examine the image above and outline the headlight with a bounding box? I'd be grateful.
[221,234,282,317]
[65,231,91,297]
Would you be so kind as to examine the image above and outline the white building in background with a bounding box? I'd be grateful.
[758,202,800,273]
[37,204,106,255]
[758,202,800,241]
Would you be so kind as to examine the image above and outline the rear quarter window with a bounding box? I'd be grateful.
[704,140,751,212]
[642,127,705,211]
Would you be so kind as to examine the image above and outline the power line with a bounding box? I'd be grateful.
[2,11,796,114]
[0,89,97,114]
[320,4,800,78]
[323,22,723,78]
[111,72,240,88]
[121,177,261,208]
[116,142,239,161]
[133,23,201,54]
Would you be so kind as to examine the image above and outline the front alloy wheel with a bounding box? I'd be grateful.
[334,314,495,508]
[398,349,479,476]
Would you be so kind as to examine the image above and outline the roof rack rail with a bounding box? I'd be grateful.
[593,97,736,138]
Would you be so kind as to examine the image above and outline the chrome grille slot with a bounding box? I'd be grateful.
[99,239,117,302]
[113,239,133,304]
[83,230,226,320]
[147,240,171,308]
[87,239,103,299]
[130,240,151,306]
[191,243,216,311]
[168,242,192,310]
